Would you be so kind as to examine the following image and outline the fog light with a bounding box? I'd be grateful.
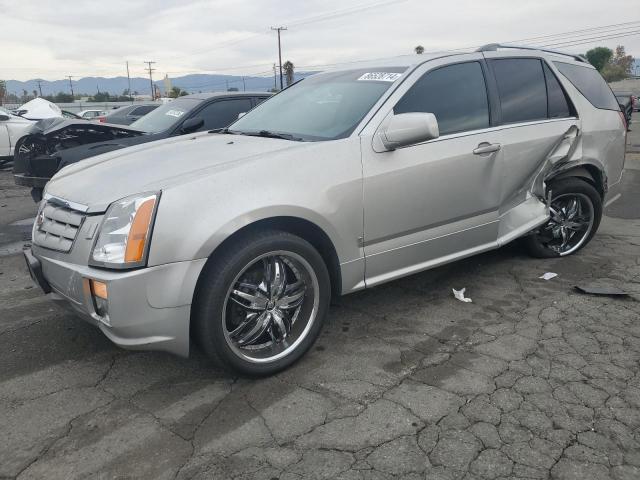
[89,279,109,317]
[90,279,108,299]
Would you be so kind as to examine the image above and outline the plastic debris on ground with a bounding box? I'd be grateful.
[539,272,558,280]
[574,285,629,297]
[453,288,472,303]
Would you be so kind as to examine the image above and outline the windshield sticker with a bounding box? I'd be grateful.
[357,72,402,82]
[165,109,185,118]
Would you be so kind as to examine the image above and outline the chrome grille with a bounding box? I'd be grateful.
[33,202,85,252]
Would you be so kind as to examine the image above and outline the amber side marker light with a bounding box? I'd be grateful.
[90,279,108,299]
[124,197,156,263]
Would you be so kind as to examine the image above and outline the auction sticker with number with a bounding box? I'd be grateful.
[357,72,402,82]
[165,109,185,118]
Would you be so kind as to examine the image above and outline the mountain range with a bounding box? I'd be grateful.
[5,72,314,97]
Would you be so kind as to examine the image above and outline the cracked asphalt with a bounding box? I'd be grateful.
[1,123,640,480]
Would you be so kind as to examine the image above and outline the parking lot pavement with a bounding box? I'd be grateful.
[1,149,640,480]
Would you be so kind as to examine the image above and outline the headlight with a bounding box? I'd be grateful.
[90,192,160,269]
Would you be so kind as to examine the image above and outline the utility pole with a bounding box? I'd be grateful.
[126,61,132,103]
[242,76,246,91]
[144,61,156,99]
[67,76,74,98]
[36,80,43,97]
[270,26,287,90]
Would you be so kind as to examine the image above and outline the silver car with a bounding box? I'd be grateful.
[25,45,626,375]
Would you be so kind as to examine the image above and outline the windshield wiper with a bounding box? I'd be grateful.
[228,129,304,141]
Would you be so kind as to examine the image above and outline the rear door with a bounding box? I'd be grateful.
[482,54,580,241]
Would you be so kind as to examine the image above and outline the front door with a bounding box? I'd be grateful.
[360,56,504,287]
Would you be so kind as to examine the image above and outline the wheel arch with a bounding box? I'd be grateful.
[546,163,605,198]
[193,215,343,303]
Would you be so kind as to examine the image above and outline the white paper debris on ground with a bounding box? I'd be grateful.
[539,272,558,280]
[453,288,472,303]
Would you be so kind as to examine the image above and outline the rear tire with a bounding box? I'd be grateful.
[192,230,330,376]
[524,177,602,258]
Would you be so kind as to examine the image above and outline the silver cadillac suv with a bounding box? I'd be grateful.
[24,45,626,375]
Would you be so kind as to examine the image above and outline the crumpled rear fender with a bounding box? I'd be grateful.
[530,125,606,201]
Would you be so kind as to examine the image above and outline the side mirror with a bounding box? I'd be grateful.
[0,114,9,121]
[378,112,439,151]
[181,117,204,133]
[237,112,246,119]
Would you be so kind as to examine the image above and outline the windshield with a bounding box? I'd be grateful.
[129,98,200,133]
[228,68,407,141]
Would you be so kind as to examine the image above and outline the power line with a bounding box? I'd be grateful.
[504,20,640,45]
[161,0,410,62]
[538,30,640,48]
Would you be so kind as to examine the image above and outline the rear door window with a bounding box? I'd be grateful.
[543,63,572,118]
[490,58,547,124]
[130,105,157,116]
[553,61,619,111]
[394,61,490,135]
[197,98,254,130]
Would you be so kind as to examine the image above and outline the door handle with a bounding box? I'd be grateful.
[473,142,502,155]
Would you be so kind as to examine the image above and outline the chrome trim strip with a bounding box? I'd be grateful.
[391,117,579,150]
[43,192,90,213]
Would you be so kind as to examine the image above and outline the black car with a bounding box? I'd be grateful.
[100,104,159,125]
[13,92,271,201]
[614,92,636,130]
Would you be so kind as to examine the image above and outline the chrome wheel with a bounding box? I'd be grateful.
[222,251,319,363]
[541,193,594,256]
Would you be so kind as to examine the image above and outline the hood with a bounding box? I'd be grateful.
[27,117,143,136]
[16,98,62,120]
[46,132,301,212]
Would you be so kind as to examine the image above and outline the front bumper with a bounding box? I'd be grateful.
[27,246,206,357]
[14,173,49,188]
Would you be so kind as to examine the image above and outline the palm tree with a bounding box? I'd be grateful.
[283,61,295,87]
[415,45,425,54]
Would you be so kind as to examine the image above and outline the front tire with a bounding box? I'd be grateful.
[524,177,602,258]
[192,230,330,376]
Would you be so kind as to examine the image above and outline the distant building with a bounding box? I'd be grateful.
[163,75,172,97]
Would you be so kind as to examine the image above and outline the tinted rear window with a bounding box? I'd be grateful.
[490,59,547,124]
[553,62,619,110]
[543,63,572,118]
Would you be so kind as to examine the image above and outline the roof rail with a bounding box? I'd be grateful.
[475,43,588,63]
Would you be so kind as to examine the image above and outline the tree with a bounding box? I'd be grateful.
[283,60,295,87]
[585,47,612,72]
[89,91,111,102]
[601,45,635,82]
[32,90,38,99]
[0,80,6,105]
[415,45,425,55]
[168,86,183,98]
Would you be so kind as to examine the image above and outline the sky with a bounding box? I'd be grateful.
[1,0,639,81]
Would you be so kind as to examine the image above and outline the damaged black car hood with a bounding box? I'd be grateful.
[13,117,149,178]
